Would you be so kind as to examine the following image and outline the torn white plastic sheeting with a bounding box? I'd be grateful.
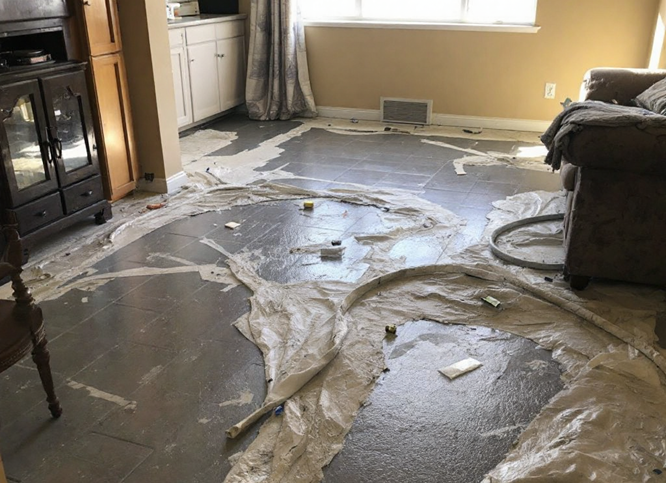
[222,188,666,483]
[421,140,552,175]
[41,264,240,302]
[67,380,137,410]
[224,259,666,483]
[15,115,666,483]
[439,358,483,380]
[180,129,237,164]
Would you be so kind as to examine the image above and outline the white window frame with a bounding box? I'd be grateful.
[302,0,541,34]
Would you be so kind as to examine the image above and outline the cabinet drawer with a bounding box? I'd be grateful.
[62,176,104,214]
[215,21,244,40]
[186,24,216,44]
[11,193,64,235]
[169,28,185,48]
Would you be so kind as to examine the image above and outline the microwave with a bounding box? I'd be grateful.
[176,0,200,16]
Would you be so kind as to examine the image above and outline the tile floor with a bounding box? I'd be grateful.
[0,115,563,482]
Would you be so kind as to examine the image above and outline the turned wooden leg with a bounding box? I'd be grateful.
[32,338,62,419]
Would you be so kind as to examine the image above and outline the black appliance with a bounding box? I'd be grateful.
[198,0,239,14]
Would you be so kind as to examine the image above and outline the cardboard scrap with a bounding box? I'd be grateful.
[439,358,483,380]
[225,222,241,230]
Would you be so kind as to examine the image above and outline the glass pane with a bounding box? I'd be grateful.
[363,0,462,21]
[467,0,537,24]
[53,87,89,172]
[3,95,47,190]
[301,0,358,19]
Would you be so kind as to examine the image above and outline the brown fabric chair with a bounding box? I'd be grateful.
[0,223,61,418]
[558,68,666,289]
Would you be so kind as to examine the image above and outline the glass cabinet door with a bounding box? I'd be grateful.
[0,80,58,207]
[4,95,47,189]
[42,70,99,187]
[53,88,90,173]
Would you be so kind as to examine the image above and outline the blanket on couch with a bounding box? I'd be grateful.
[541,101,666,170]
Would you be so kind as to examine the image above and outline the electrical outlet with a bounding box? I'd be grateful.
[545,83,557,100]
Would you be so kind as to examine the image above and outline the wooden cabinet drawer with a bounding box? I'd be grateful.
[169,28,185,48]
[11,193,64,235]
[186,24,216,44]
[215,21,244,40]
[62,176,104,214]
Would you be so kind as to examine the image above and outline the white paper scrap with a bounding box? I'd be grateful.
[439,358,482,380]
[225,222,241,230]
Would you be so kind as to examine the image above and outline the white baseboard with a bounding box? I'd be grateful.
[137,171,189,195]
[316,105,551,133]
[317,106,382,122]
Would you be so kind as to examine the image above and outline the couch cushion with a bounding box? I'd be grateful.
[635,77,666,115]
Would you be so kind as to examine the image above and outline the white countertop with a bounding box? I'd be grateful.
[167,14,247,29]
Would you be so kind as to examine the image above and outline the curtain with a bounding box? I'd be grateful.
[245,0,318,121]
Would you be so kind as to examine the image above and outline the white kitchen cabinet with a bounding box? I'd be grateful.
[188,41,221,121]
[168,17,247,130]
[216,36,246,112]
[171,45,193,127]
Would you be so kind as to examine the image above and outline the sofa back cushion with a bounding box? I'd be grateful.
[635,77,666,115]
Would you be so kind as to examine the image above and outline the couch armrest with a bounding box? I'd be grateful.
[564,124,666,175]
[580,68,666,105]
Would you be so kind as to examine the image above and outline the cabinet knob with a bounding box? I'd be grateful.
[37,211,47,218]
[217,53,225,58]
[83,0,91,5]
[82,190,94,197]
[190,59,195,63]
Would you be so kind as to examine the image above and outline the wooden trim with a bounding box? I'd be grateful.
[79,0,123,56]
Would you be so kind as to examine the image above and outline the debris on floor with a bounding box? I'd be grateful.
[385,324,397,334]
[482,295,502,308]
[320,246,345,259]
[146,202,166,210]
[439,358,483,380]
[303,200,315,210]
[225,221,242,230]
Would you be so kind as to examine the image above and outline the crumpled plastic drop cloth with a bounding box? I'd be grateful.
[222,189,666,483]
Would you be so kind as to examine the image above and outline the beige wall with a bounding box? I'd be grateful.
[301,0,658,121]
[117,0,182,184]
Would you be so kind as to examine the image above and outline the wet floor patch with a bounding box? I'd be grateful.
[323,321,563,483]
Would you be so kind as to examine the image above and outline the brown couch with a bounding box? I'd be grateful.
[558,68,666,289]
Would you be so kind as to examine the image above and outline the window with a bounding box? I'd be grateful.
[301,0,538,26]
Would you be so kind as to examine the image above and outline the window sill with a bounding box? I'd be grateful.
[303,20,540,33]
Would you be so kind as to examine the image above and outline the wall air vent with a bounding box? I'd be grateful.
[381,97,433,125]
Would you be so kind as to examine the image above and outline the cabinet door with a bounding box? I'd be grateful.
[171,46,193,128]
[216,37,246,112]
[80,0,122,56]
[41,70,100,187]
[188,41,221,122]
[0,80,58,208]
[90,53,138,201]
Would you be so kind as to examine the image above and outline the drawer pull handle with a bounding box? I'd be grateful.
[82,190,94,197]
[37,211,47,218]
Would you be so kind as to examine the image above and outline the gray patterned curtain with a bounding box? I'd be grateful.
[245,0,317,120]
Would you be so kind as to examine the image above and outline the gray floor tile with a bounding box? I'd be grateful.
[73,342,177,398]
[334,168,389,186]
